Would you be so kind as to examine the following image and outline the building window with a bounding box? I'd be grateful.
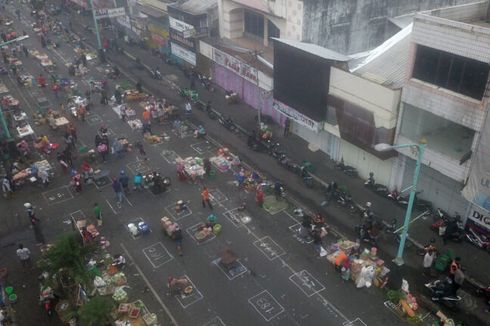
[268,20,280,40]
[244,10,264,39]
[412,45,490,100]
[399,103,475,160]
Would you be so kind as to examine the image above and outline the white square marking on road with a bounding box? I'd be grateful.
[343,318,367,326]
[289,270,325,297]
[161,149,181,164]
[165,202,192,221]
[253,236,286,261]
[175,275,203,308]
[288,223,313,244]
[126,161,151,174]
[42,186,74,205]
[202,316,226,326]
[212,258,247,280]
[142,242,173,268]
[186,223,216,245]
[248,290,284,322]
[223,208,251,228]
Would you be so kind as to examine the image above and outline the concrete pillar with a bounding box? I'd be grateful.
[263,16,268,46]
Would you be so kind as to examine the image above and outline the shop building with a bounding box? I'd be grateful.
[394,2,490,225]
[168,0,218,66]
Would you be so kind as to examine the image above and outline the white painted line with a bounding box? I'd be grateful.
[342,318,367,326]
[240,222,349,322]
[253,236,286,261]
[165,202,192,221]
[70,210,86,219]
[142,242,174,268]
[42,186,74,205]
[212,258,247,281]
[123,194,133,207]
[248,290,285,322]
[105,199,117,214]
[202,316,226,326]
[120,243,179,326]
[289,270,325,298]
[175,275,204,309]
[186,223,216,245]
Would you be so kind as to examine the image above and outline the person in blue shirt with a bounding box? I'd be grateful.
[133,172,143,191]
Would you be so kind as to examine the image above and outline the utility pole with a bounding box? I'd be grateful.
[88,0,105,62]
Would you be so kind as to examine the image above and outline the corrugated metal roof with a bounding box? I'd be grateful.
[272,38,350,62]
[171,0,217,15]
[349,24,412,89]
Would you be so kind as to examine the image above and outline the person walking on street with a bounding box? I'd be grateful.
[2,176,12,198]
[16,244,31,268]
[25,203,39,225]
[135,141,147,160]
[22,44,28,57]
[120,104,127,122]
[423,249,435,277]
[119,170,129,194]
[15,8,20,21]
[94,202,102,226]
[172,225,183,256]
[112,177,123,205]
[100,89,108,105]
[201,186,213,209]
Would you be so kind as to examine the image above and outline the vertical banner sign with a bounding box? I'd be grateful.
[462,110,490,230]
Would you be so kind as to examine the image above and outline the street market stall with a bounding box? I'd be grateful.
[47,110,69,130]
[325,240,390,288]
[123,90,146,102]
[176,157,205,182]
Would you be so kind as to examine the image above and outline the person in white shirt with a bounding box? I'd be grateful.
[16,243,31,267]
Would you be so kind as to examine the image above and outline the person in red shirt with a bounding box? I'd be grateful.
[37,74,46,87]
[256,186,264,207]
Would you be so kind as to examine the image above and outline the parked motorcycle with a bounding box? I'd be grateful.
[364,172,389,196]
[198,74,214,92]
[393,191,433,213]
[335,159,358,177]
[218,115,238,133]
[151,68,163,80]
[425,277,461,307]
[465,222,490,251]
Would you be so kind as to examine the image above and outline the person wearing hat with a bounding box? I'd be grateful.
[119,170,129,193]
[24,203,39,225]
[206,214,217,228]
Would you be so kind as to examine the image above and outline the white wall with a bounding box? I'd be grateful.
[220,0,303,41]
[329,67,401,129]
[340,139,396,186]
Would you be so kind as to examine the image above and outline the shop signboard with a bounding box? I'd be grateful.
[211,47,258,85]
[148,24,169,39]
[151,34,167,46]
[169,17,195,38]
[463,100,490,230]
[95,7,126,19]
[467,203,490,230]
[272,100,319,132]
[171,42,196,66]
[170,32,195,49]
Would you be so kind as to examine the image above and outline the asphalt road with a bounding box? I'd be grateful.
[2,1,489,326]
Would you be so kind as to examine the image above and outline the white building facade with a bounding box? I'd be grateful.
[394,2,490,224]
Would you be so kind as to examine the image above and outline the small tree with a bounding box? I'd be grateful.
[78,296,114,326]
[37,232,97,287]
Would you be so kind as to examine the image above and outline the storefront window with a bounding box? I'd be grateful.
[244,10,264,40]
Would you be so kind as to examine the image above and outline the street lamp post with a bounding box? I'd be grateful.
[88,0,105,62]
[374,141,426,266]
